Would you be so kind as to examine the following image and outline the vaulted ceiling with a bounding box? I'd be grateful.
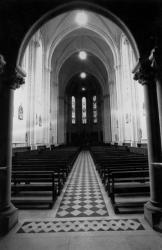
[38,9,135,96]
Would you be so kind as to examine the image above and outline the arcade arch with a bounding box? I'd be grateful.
[13,9,145,148]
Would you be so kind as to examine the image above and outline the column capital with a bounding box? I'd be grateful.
[0,66,26,90]
[132,46,162,85]
[8,71,25,89]
[133,57,156,85]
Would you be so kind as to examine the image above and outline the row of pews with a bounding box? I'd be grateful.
[11,146,79,209]
[90,145,150,214]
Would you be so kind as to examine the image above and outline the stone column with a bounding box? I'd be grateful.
[28,40,37,149]
[50,76,58,146]
[0,56,25,235]
[97,98,101,143]
[68,98,71,144]
[43,66,51,147]
[64,97,68,144]
[67,96,71,145]
[156,78,162,144]
[103,94,111,143]
[76,96,81,143]
[150,47,162,148]
[133,55,162,232]
[87,95,92,143]
[114,65,125,145]
[57,96,65,144]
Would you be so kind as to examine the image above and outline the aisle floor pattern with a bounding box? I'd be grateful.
[56,151,109,218]
[17,151,146,233]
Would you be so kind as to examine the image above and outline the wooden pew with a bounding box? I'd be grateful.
[12,163,67,189]
[90,145,150,213]
[108,170,150,213]
[11,146,80,208]
[101,164,149,189]
[11,171,56,208]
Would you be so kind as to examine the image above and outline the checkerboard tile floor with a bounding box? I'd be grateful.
[56,151,109,218]
[17,151,146,233]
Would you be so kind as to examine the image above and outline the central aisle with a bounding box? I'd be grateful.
[2,151,160,250]
[17,150,146,233]
[56,150,109,218]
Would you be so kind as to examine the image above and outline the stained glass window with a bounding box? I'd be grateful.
[82,97,87,124]
[93,95,97,123]
[72,96,76,124]
[71,96,76,124]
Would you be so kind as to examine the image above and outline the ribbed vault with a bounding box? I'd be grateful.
[58,51,108,96]
[42,10,121,95]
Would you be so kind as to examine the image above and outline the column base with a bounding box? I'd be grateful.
[0,203,18,235]
[144,201,162,232]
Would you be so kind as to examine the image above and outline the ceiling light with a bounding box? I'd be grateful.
[75,11,88,26]
[78,51,87,60]
[82,87,86,91]
[80,72,87,79]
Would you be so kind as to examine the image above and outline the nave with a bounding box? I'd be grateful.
[1,0,162,237]
[1,150,162,250]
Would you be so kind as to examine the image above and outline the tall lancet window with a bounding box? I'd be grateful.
[71,96,76,124]
[93,95,97,123]
[82,97,87,124]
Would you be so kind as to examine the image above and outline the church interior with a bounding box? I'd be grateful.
[0,0,162,249]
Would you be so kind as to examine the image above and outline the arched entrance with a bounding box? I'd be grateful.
[0,3,141,235]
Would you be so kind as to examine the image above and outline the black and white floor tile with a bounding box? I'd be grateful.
[56,151,109,218]
[17,218,145,233]
[17,151,146,233]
